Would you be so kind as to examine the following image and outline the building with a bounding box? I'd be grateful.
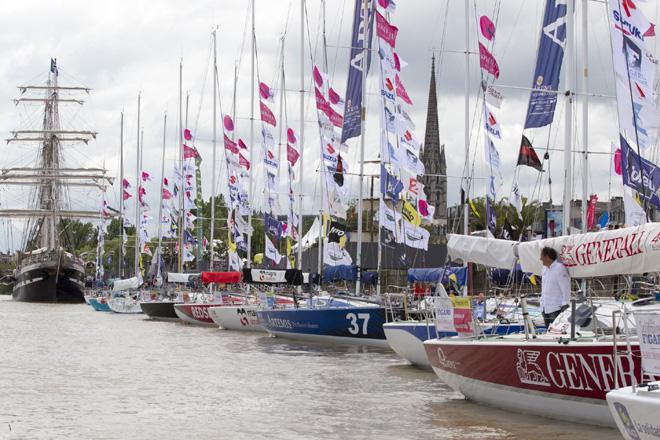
[420,56,448,240]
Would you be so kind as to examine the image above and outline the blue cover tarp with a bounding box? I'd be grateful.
[323,265,358,283]
[407,267,467,286]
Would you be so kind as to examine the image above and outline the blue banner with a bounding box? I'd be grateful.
[621,135,660,209]
[524,0,567,129]
[380,165,403,201]
[340,0,375,143]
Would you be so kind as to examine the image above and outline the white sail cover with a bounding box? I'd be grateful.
[167,272,199,283]
[113,276,141,292]
[447,234,517,270]
[518,223,660,277]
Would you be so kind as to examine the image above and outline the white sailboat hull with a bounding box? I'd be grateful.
[208,305,265,332]
[607,382,660,439]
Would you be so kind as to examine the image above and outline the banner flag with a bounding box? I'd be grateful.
[524,0,567,128]
[341,0,376,143]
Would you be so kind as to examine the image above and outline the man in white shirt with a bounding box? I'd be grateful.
[540,246,571,328]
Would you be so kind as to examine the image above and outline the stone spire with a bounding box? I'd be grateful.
[420,56,447,235]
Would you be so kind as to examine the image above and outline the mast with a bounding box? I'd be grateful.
[563,0,575,236]
[318,0,327,288]
[297,0,305,285]
[119,111,124,278]
[580,0,588,233]
[247,0,255,268]
[177,60,184,272]
[156,112,167,282]
[462,0,470,296]
[134,93,141,278]
[354,0,368,296]
[210,28,218,272]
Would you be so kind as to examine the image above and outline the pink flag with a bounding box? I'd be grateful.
[141,171,151,182]
[287,144,300,166]
[259,82,274,101]
[418,199,429,217]
[478,43,500,79]
[313,66,324,88]
[184,128,193,141]
[122,178,131,188]
[395,75,413,105]
[239,153,251,171]
[260,101,277,126]
[224,134,239,154]
[328,88,343,105]
[162,188,173,200]
[315,88,331,114]
[614,148,622,175]
[238,139,248,150]
[123,190,132,200]
[327,108,344,128]
[378,0,396,12]
[163,177,169,186]
[376,11,398,48]
[287,128,297,145]
[223,115,234,132]
[587,194,598,230]
[183,144,198,159]
[479,15,496,41]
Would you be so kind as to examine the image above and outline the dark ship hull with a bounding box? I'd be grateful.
[12,249,86,303]
[140,301,179,320]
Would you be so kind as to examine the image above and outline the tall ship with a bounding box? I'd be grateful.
[4,59,111,302]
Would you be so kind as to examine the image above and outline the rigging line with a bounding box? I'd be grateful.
[329,0,348,80]
[191,35,214,146]
[235,0,252,80]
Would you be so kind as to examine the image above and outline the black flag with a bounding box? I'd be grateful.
[517,135,543,172]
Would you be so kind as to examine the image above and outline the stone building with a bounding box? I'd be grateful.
[420,56,447,239]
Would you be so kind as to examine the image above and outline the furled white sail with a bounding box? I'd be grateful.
[447,234,517,270]
[518,223,660,277]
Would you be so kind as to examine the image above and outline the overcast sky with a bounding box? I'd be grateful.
[0,0,657,249]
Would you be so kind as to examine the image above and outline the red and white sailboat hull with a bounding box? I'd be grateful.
[174,303,223,326]
[424,338,646,427]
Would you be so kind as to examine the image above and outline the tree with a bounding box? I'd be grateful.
[468,197,544,240]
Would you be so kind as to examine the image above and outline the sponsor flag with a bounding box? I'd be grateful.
[524,0,567,128]
[402,199,421,226]
[264,234,282,264]
[122,178,131,188]
[478,43,500,79]
[380,165,403,201]
[395,74,412,105]
[184,128,193,141]
[341,0,375,143]
[183,144,198,159]
[517,135,544,171]
[323,241,353,266]
[402,220,429,250]
[376,11,398,48]
[259,101,277,126]
[123,190,132,201]
[587,194,598,229]
[620,134,660,208]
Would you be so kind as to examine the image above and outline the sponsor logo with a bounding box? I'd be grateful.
[436,348,459,370]
[190,306,210,320]
[516,349,550,387]
[613,402,642,440]
[514,348,642,392]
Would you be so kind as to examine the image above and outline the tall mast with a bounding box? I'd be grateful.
[210,28,218,272]
[462,0,470,296]
[580,0,588,232]
[156,112,167,282]
[318,0,327,287]
[177,60,184,272]
[134,93,141,278]
[297,0,305,284]
[354,0,368,296]
[247,0,255,268]
[563,0,575,236]
[119,111,124,278]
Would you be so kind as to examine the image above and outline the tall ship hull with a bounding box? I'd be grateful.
[12,249,85,303]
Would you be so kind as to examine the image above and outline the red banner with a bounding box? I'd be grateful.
[224,134,239,154]
[287,144,300,166]
[201,271,243,285]
[376,11,398,48]
[478,42,500,79]
[395,74,413,105]
[260,101,277,126]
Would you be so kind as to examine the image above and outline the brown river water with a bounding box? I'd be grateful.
[0,297,621,439]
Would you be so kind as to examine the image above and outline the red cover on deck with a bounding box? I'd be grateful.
[201,271,242,285]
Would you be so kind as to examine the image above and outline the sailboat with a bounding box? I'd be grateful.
[4,60,112,303]
[424,0,660,426]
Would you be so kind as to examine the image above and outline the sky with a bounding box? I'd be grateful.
[0,0,657,250]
